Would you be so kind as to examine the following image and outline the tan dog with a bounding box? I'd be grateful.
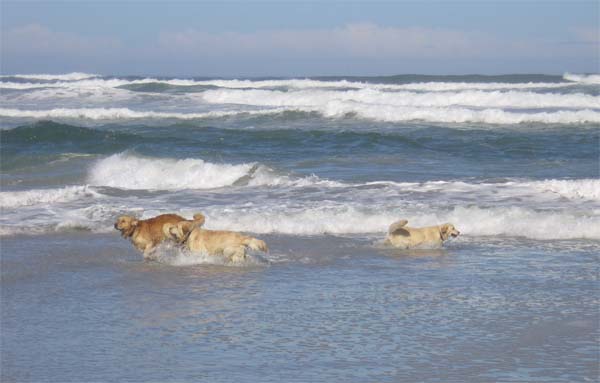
[163,213,268,263]
[384,219,460,249]
[114,213,202,257]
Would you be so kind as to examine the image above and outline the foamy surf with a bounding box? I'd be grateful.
[364,179,600,202]
[1,75,575,91]
[88,153,257,190]
[1,195,598,240]
[0,185,100,208]
[0,107,285,121]
[0,72,99,81]
[2,73,598,126]
[87,153,600,200]
[196,205,600,240]
[563,73,600,84]
[201,88,600,109]
[2,105,599,124]
[87,153,340,190]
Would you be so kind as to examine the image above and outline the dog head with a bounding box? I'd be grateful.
[163,220,196,243]
[114,215,138,238]
[440,223,460,241]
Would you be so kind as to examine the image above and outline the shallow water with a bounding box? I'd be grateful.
[1,73,599,381]
[2,233,598,382]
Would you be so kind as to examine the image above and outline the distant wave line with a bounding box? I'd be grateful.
[2,106,599,124]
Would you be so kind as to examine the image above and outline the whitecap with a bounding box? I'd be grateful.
[0,185,100,208]
[563,73,600,84]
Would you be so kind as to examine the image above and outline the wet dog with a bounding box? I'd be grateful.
[114,213,202,257]
[384,219,460,249]
[163,213,268,263]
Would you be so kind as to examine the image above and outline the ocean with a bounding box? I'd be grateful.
[1,72,599,382]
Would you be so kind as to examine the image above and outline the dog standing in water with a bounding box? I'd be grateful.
[384,219,460,249]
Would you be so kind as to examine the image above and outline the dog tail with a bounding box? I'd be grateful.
[388,219,408,234]
[192,213,206,227]
[244,237,268,253]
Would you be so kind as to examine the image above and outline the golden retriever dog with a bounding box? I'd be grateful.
[114,213,203,257]
[163,213,268,263]
[384,219,460,249]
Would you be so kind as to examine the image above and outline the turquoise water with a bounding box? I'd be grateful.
[1,73,599,381]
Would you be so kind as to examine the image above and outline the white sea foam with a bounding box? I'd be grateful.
[1,193,598,240]
[316,103,600,124]
[170,78,574,91]
[194,204,600,240]
[0,78,153,90]
[0,185,100,208]
[366,179,600,202]
[88,153,256,190]
[563,73,600,84]
[0,72,99,81]
[0,82,64,90]
[87,153,338,190]
[518,179,600,201]
[2,105,598,124]
[438,206,600,240]
[2,75,596,125]
[0,75,573,92]
[0,107,286,120]
[151,243,265,267]
[202,88,600,109]
[3,205,598,240]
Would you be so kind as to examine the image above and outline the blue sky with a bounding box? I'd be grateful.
[1,1,598,76]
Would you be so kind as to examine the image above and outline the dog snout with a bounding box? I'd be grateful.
[114,223,119,230]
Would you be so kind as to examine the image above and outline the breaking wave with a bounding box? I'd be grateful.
[1,178,598,240]
[366,179,600,202]
[88,153,256,190]
[87,153,339,190]
[3,73,597,125]
[0,107,285,120]
[0,185,100,208]
[201,88,600,109]
[158,78,574,91]
[563,73,600,84]
[194,205,600,240]
[3,201,598,240]
[318,104,600,124]
[0,72,99,81]
[2,105,599,124]
[519,179,600,201]
[0,75,575,92]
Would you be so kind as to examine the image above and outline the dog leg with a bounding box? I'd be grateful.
[224,246,247,264]
[142,244,158,260]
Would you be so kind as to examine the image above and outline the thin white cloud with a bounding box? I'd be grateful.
[2,24,122,56]
[570,26,600,44]
[157,23,487,59]
[1,23,597,75]
[156,22,598,61]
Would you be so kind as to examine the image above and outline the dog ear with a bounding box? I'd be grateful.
[131,218,139,227]
[440,224,451,240]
